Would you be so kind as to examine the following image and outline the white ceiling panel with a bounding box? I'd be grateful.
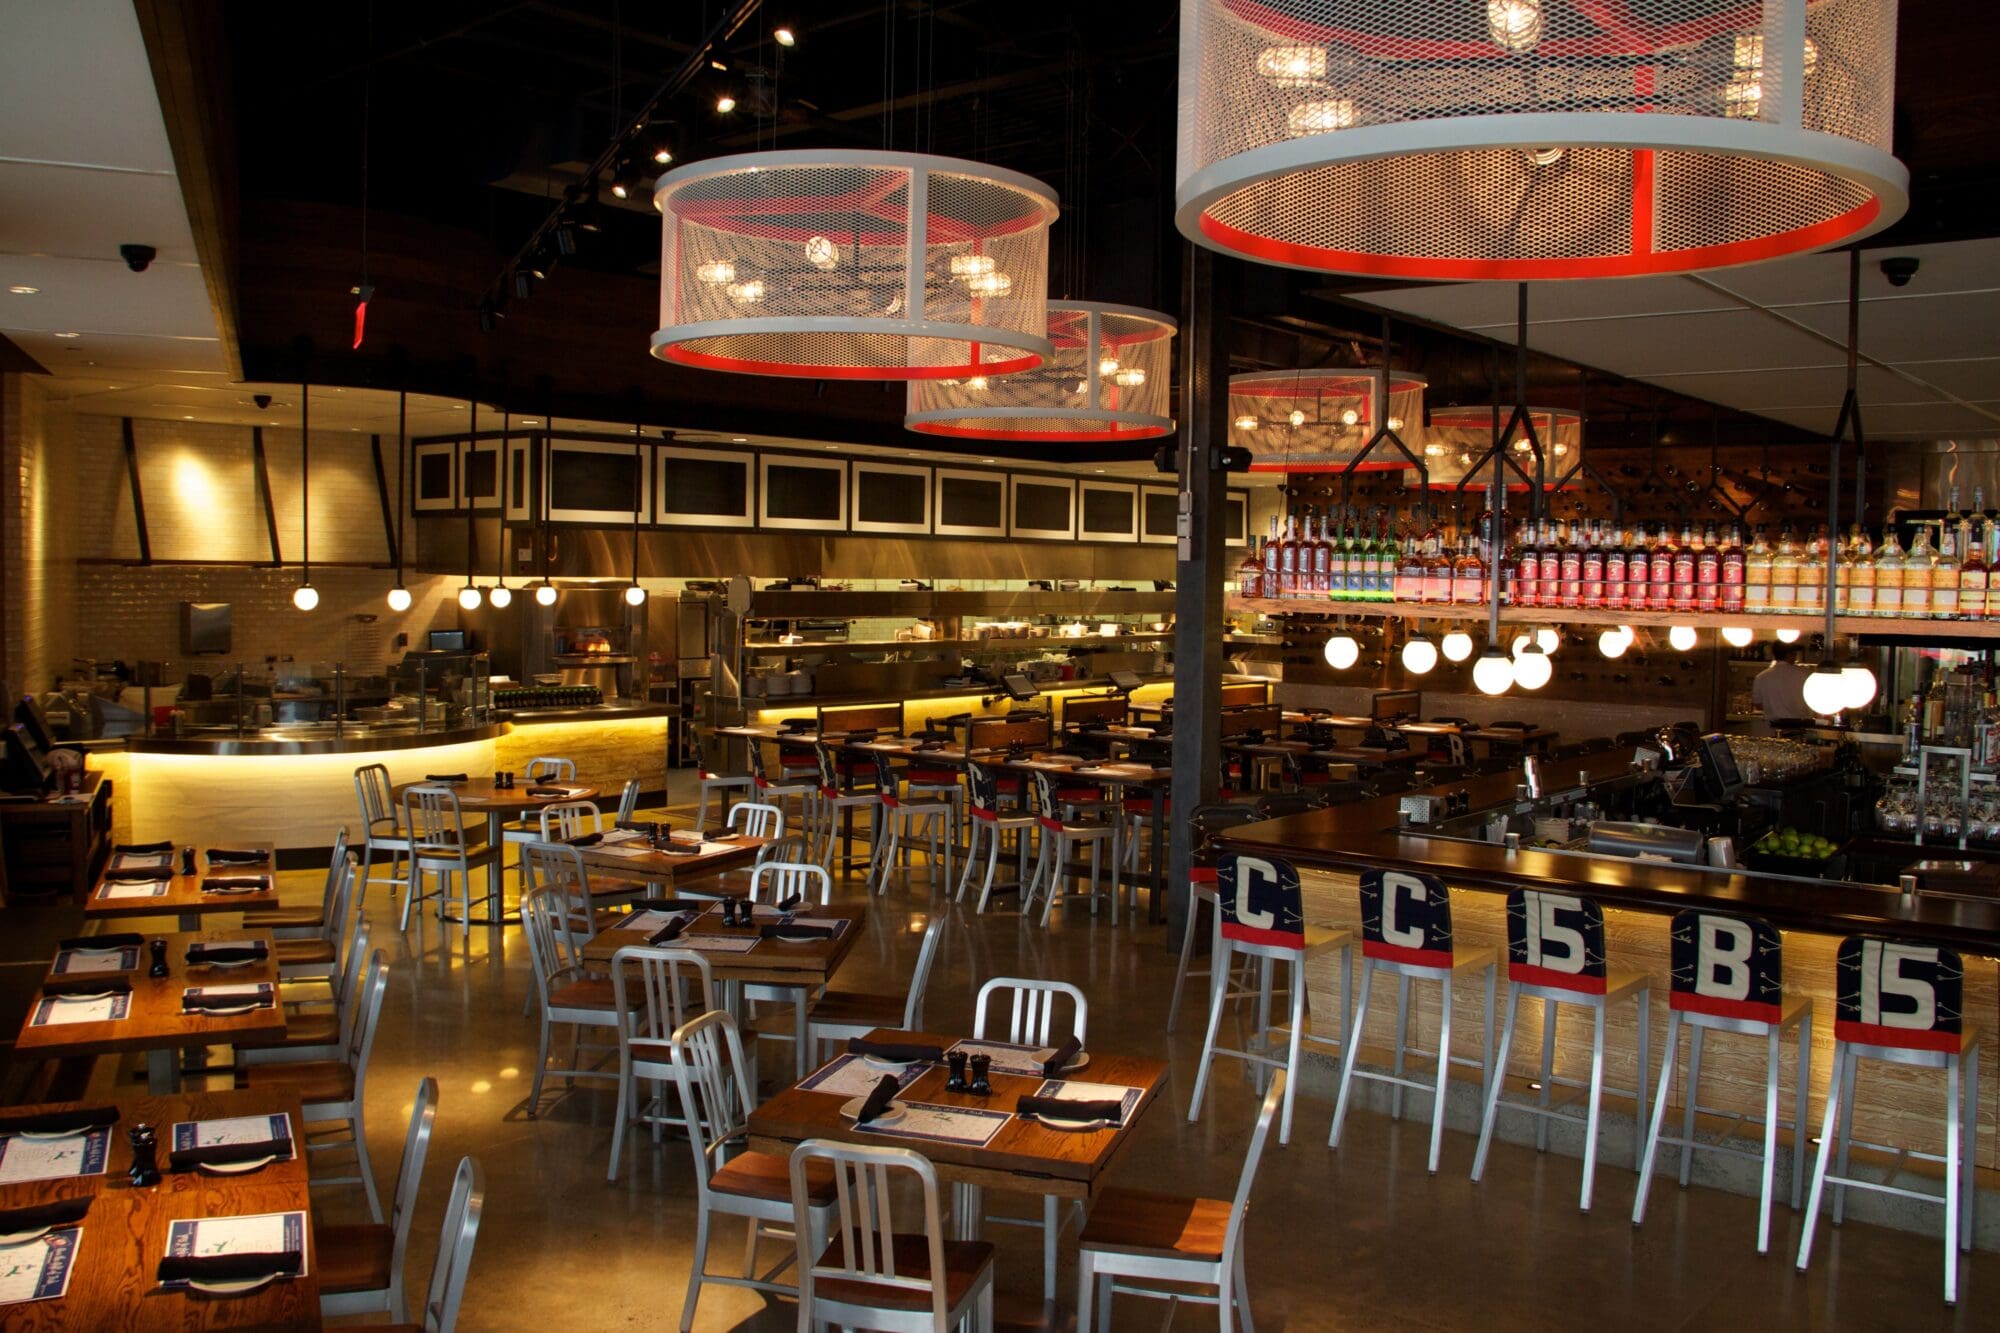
[0,162,193,262]
[0,256,212,338]
[1523,310,1834,378]
[11,330,228,376]
[1775,291,2000,364]
[1893,360,2000,400]
[0,0,175,172]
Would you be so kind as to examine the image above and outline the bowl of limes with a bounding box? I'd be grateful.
[1744,826,1841,876]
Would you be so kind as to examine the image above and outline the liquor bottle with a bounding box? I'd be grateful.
[1538,520,1563,611]
[1306,509,1328,597]
[1262,515,1281,598]
[1846,525,1876,617]
[1355,518,1378,603]
[1554,520,1580,609]
[1968,523,1992,621]
[1934,515,1962,618]
[1768,526,1800,613]
[1421,514,1450,603]
[1874,523,1904,617]
[1515,522,1540,608]
[1650,522,1677,611]
[1626,525,1652,611]
[1237,535,1264,599]
[1374,517,1396,602]
[1744,526,1773,613]
[1669,521,1696,612]
[1796,526,1826,616]
[1397,533,1423,604]
[1904,525,1934,618]
[1720,524,1746,614]
[1577,520,1603,609]
[1693,522,1720,613]
[1277,509,1299,598]
[1984,520,2000,620]
[1453,532,1482,604]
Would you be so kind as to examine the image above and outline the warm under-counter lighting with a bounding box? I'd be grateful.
[7,285,38,295]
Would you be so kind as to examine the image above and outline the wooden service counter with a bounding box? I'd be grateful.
[1221,751,2000,1170]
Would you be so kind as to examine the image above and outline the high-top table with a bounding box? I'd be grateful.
[84,845,279,933]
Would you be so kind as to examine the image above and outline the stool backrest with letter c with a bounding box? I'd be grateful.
[1835,935,1965,1053]
[965,761,1004,816]
[1216,853,1304,949]
[1668,909,1783,1023]
[1358,867,1454,968]
[812,743,841,799]
[1504,888,1608,995]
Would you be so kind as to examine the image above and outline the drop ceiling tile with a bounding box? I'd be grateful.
[1525,310,1833,377]
[0,162,195,261]
[1772,291,2000,364]
[1894,359,2000,400]
[0,0,174,172]
[16,329,227,376]
[0,256,213,338]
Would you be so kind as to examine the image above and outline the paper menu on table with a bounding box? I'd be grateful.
[51,948,139,975]
[945,1038,1064,1078]
[600,828,646,845]
[0,1128,112,1183]
[857,1101,1008,1148]
[30,994,130,1026]
[672,934,761,954]
[111,851,171,871]
[171,1113,293,1155]
[592,843,660,859]
[98,883,169,900]
[1029,1079,1144,1122]
[162,1211,307,1281]
[183,983,275,1005]
[0,1227,81,1305]
[797,1053,927,1099]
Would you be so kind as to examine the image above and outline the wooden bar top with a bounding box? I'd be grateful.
[1220,748,2000,955]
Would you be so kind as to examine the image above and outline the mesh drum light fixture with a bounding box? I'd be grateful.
[652,150,1058,378]
[1228,369,1426,472]
[1175,0,1906,279]
[904,302,1177,441]
[1415,405,1582,488]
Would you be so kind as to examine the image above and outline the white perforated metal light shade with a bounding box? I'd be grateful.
[1176,0,1907,280]
[1229,369,1427,472]
[1415,405,1581,489]
[653,150,1057,378]
[905,302,1176,441]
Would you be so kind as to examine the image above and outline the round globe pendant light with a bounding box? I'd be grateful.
[292,376,317,611]
[1441,629,1474,662]
[1414,407,1582,490]
[1229,369,1426,472]
[1840,658,1879,710]
[1175,0,1907,280]
[1402,633,1439,675]
[1511,627,1558,658]
[1721,625,1753,647]
[1801,663,1848,715]
[1597,625,1632,658]
[905,302,1176,441]
[387,389,411,612]
[1324,632,1360,670]
[1775,628,1801,644]
[652,150,1057,379]
[1472,646,1515,695]
[1669,625,1698,651]
[1513,645,1553,690]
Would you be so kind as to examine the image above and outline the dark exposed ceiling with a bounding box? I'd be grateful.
[211,1,2000,459]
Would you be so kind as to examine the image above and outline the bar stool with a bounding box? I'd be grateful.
[1633,910,1812,1254]
[1470,888,1652,1212]
[1023,768,1115,926]
[1330,867,1496,1174]
[353,763,412,914]
[1165,805,1264,1034]
[807,742,879,875]
[746,738,817,834]
[958,761,1036,913]
[866,753,952,895]
[692,726,754,832]
[1187,852,1353,1145]
[1798,935,1982,1304]
[903,759,963,857]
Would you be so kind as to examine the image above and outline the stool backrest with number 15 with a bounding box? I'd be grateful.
[1668,910,1784,1025]
[1358,868,1455,969]
[1503,889,1607,995]
[1216,854,1304,950]
[1835,936,1965,1053]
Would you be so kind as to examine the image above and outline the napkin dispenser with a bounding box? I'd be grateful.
[1398,794,1445,825]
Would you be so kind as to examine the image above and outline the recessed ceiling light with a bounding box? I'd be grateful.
[1094,468,1105,473]
[824,444,837,450]
[981,459,996,464]
[8,285,39,295]
[732,437,747,443]
[715,94,737,113]
[182,415,194,420]
[52,330,80,338]
[521,418,540,425]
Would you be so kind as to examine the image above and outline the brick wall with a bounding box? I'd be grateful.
[1,374,78,692]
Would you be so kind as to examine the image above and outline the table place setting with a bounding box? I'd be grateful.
[1013,1080,1144,1131]
[51,936,142,975]
[169,1112,296,1174]
[30,991,132,1027]
[156,1209,307,1293]
[854,1096,1012,1148]
[0,1117,113,1186]
[203,847,271,867]
[97,876,171,899]
[183,940,271,968]
[199,874,272,896]
[0,1207,85,1308]
[181,982,277,1016]
[38,974,133,1000]
[798,1052,931,1099]
[946,1034,1090,1078]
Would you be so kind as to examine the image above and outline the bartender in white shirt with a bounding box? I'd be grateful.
[1752,642,1816,732]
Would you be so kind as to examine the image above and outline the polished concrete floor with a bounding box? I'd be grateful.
[4,786,1994,1330]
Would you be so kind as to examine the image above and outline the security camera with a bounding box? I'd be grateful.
[252,393,272,410]
[119,243,157,273]
[1880,256,1919,287]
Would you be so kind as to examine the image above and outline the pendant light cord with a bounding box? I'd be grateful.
[300,375,310,583]
[466,396,477,587]
[395,388,406,584]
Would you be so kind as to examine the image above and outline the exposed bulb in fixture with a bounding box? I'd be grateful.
[535,582,558,607]
[1288,409,1306,428]
[726,279,765,304]
[715,94,737,114]
[458,584,483,611]
[1386,416,1404,431]
[1340,409,1360,427]
[1098,355,1121,377]
[696,260,737,285]
[292,583,319,612]
[1487,0,1543,53]
[386,585,412,613]
[804,235,839,270]
[1256,45,1328,89]
[1597,627,1631,658]
[1113,367,1146,388]
[966,271,1012,296]
[652,146,674,166]
[966,376,989,391]
[1402,636,1439,675]
[1668,624,1697,651]
[949,254,996,278]
[1524,146,1568,168]
[1324,634,1359,670]
[1513,647,1553,690]
[1510,627,1558,657]
[1840,660,1879,710]
[1235,415,1260,431]
[1801,665,1847,716]
[1473,647,1515,695]
[1721,625,1752,647]
[1775,628,1801,643]
[774,25,796,47]
[1286,98,1357,137]
[489,583,513,609]
[624,583,648,607]
[1441,630,1474,662]
[1424,442,1446,457]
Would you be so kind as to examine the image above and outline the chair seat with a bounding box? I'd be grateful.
[1078,1186,1231,1261]
[806,989,904,1028]
[236,1011,340,1049]
[813,1235,995,1312]
[275,938,337,966]
[241,907,325,930]
[1057,787,1109,804]
[547,976,618,1011]
[588,877,650,901]
[314,1221,394,1294]
[711,1150,840,1206]
[906,769,959,785]
[241,1059,356,1105]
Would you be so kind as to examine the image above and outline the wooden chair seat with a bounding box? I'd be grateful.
[242,906,325,930]
[589,877,649,901]
[805,989,903,1027]
[709,1150,839,1206]
[275,938,337,966]
[547,976,617,1011]
[1077,1186,1230,1261]
[236,1012,340,1049]
[241,1059,356,1105]
[813,1235,995,1312]
[314,1221,394,1294]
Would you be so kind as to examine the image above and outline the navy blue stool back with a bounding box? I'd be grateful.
[1359,867,1455,968]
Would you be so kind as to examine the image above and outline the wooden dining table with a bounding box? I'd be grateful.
[0,1087,317,1330]
[390,776,601,918]
[571,832,771,899]
[748,1026,1167,1302]
[11,931,286,1094]
[84,845,280,933]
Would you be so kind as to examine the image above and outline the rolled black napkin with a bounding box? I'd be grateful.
[42,976,132,998]
[645,919,686,946]
[200,877,268,893]
[204,848,268,865]
[104,867,173,883]
[59,933,142,952]
[0,1194,92,1233]
[114,841,172,855]
[1016,1094,1123,1125]
[846,1038,943,1063]
[1040,1035,1083,1078]
[565,831,603,847]
[638,897,712,913]
[0,1105,119,1136]
[762,922,835,941]
[616,819,661,838]
[525,786,569,798]
[169,1137,293,1172]
[855,1075,900,1124]
[185,943,269,966]
[182,988,273,1013]
[424,773,468,783]
[158,1250,304,1284]
[775,892,804,911]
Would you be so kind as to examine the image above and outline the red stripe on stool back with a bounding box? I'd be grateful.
[1834,935,1965,1053]
[1504,888,1608,992]
[1359,867,1456,964]
[1668,910,1784,1023]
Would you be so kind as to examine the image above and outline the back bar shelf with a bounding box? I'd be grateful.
[1227,598,2000,640]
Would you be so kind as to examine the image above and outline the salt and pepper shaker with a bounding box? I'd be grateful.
[179,846,197,876]
[148,938,169,979]
[127,1124,161,1187]
[968,1053,992,1097]
[946,1050,969,1093]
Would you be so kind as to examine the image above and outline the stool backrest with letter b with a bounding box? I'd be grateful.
[1504,888,1608,995]
[1216,853,1304,949]
[1358,868,1454,968]
[1668,910,1783,1024]
[1835,935,1965,1053]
